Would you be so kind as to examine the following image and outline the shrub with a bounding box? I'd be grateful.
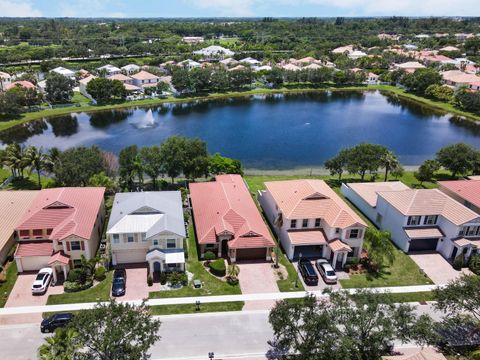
[209,258,226,277]
[147,274,153,287]
[67,268,87,283]
[226,276,239,285]
[64,279,93,292]
[94,266,106,281]
[204,251,216,261]
[167,272,188,286]
[468,254,480,275]
[159,272,167,285]
[345,257,359,266]
[470,350,480,360]
[344,264,351,273]
[453,254,464,270]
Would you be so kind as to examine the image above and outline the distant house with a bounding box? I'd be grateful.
[107,191,186,273]
[193,45,234,60]
[121,64,140,75]
[403,44,418,51]
[182,36,204,44]
[240,57,261,67]
[50,66,76,79]
[259,179,367,266]
[394,61,426,73]
[282,63,301,71]
[415,34,430,39]
[377,33,400,41]
[189,175,275,262]
[366,72,380,84]
[303,63,322,70]
[220,57,239,68]
[178,59,201,71]
[297,56,317,65]
[332,45,354,54]
[341,182,480,264]
[227,64,247,72]
[455,33,475,41]
[439,180,480,215]
[439,46,460,52]
[97,64,121,76]
[441,70,480,90]
[0,71,12,91]
[131,70,160,89]
[5,80,36,91]
[348,50,367,59]
[14,187,105,282]
[108,73,141,93]
[0,191,38,265]
[419,54,454,65]
[79,75,96,99]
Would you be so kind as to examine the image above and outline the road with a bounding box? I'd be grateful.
[0,304,446,360]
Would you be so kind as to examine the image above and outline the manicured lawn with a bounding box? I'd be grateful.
[46,271,113,305]
[375,291,434,303]
[0,166,51,190]
[245,174,435,289]
[70,92,90,104]
[150,301,244,316]
[0,261,18,308]
[149,223,241,299]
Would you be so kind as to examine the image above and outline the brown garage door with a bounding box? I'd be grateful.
[236,248,267,261]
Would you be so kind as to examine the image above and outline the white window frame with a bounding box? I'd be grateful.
[142,233,147,242]
[166,239,176,249]
[153,239,159,246]
[349,229,360,239]
[302,219,308,228]
[112,234,120,244]
[314,218,321,228]
[290,219,297,229]
[423,215,438,225]
[407,216,421,226]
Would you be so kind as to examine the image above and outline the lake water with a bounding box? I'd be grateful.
[1,91,480,169]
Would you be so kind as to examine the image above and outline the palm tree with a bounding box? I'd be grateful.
[38,327,80,360]
[273,212,283,268]
[133,155,144,190]
[4,143,28,178]
[380,151,401,182]
[25,146,46,188]
[43,147,60,173]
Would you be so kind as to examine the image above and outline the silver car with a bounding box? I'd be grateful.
[315,259,337,284]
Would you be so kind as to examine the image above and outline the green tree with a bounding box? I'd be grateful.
[88,172,117,194]
[400,68,442,94]
[325,148,351,180]
[436,143,478,177]
[53,146,106,186]
[119,145,139,191]
[159,136,186,183]
[346,143,388,180]
[414,159,440,185]
[380,150,401,182]
[139,146,163,190]
[38,327,80,360]
[183,138,209,180]
[208,153,243,175]
[25,146,46,188]
[424,84,454,102]
[364,228,395,271]
[45,72,75,104]
[269,290,436,360]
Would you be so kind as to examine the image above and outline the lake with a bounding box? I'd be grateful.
[1,91,480,169]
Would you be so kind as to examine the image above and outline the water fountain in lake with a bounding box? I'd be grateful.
[128,109,157,128]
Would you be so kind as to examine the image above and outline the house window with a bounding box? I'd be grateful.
[376,214,383,224]
[19,230,29,237]
[73,259,82,268]
[335,228,340,234]
[205,244,215,249]
[127,234,134,243]
[167,239,176,249]
[314,218,321,227]
[407,216,421,226]
[142,233,147,242]
[290,220,297,229]
[112,234,120,244]
[70,241,81,251]
[302,219,308,228]
[46,229,53,235]
[349,229,360,239]
[423,215,438,225]
[167,263,177,269]
[153,239,159,246]
[33,229,42,236]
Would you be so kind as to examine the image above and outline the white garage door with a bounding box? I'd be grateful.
[114,250,146,264]
[18,256,50,272]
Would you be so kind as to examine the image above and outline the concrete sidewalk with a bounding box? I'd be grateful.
[0,284,439,316]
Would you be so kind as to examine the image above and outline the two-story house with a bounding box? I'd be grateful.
[189,175,275,262]
[14,187,106,283]
[130,70,160,90]
[342,182,480,263]
[259,179,368,268]
[107,191,186,274]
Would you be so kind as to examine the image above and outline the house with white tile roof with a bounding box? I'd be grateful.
[342,182,480,263]
[259,179,367,267]
[121,64,140,75]
[107,191,186,273]
[0,71,12,92]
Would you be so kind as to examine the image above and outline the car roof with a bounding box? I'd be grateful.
[53,313,73,320]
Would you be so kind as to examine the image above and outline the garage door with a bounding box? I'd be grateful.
[408,238,439,252]
[236,248,267,261]
[18,256,50,272]
[293,245,324,259]
[115,250,146,264]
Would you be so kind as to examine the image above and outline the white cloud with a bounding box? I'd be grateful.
[0,0,42,17]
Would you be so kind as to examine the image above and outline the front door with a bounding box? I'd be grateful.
[451,247,458,260]
[221,239,229,258]
[154,261,161,272]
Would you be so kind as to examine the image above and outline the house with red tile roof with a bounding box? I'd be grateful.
[259,179,367,267]
[5,80,36,91]
[342,182,480,264]
[439,179,480,215]
[14,187,105,282]
[189,175,275,262]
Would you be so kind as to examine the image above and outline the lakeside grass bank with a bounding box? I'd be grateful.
[1,84,478,133]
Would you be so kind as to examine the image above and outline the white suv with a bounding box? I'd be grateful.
[32,268,53,294]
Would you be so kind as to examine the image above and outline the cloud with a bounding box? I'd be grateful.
[182,0,256,16]
[0,0,42,17]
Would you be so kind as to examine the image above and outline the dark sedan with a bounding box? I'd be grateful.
[298,259,319,286]
[111,269,126,297]
[41,313,73,333]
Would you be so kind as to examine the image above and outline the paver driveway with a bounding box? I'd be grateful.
[293,260,345,291]
[237,261,279,311]
[120,266,150,301]
[409,252,472,285]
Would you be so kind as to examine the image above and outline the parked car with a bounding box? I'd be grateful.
[40,313,74,333]
[32,268,53,294]
[298,259,319,286]
[315,259,338,284]
[111,268,127,297]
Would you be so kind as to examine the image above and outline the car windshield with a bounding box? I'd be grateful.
[326,271,336,276]
[33,284,42,288]
[113,278,124,285]
[35,273,46,281]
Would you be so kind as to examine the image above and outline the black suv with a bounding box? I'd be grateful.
[298,259,319,286]
[112,268,127,297]
[41,313,73,333]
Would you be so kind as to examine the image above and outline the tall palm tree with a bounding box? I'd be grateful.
[43,147,60,173]
[380,151,401,182]
[4,143,28,178]
[133,155,144,190]
[25,146,46,188]
[38,327,80,360]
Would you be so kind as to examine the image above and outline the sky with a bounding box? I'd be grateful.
[0,0,478,18]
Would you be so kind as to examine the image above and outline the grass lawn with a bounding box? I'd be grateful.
[0,261,18,308]
[70,91,90,104]
[46,271,113,305]
[376,291,434,303]
[244,173,436,289]
[150,301,244,316]
[0,166,51,190]
[149,223,241,299]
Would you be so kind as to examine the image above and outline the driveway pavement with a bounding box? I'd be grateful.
[293,260,345,291]
[237,261,279,311]
[1,273,63,325]
[409,252,473,284]
[121,266,150,301]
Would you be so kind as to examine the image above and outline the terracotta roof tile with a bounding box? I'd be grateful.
[328,239,352,252]
[439,180,480,211]
[404,227,444,239]
[288,230,327,245]
[48,251,70,265]
[346,182,410,207]
[15,241,53,257]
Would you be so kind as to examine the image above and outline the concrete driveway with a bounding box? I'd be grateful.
[409,253,473,285]
[237,261,279,311]
[121,266,150,301]
[293,260,345,291]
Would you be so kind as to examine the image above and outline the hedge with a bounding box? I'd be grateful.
[64,280,93,293]
[209,258,226,277]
